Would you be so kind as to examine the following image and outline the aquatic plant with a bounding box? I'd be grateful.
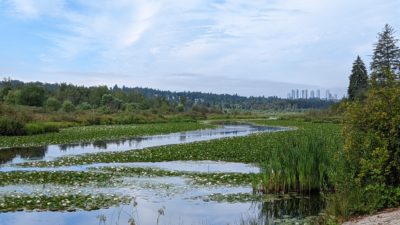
[0,122,213,148]
[0,171,117,186]
[0,193,132,212]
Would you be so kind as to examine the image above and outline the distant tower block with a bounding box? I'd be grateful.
[310,90,315,98]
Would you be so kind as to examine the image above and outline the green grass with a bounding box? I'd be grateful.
[0,122,213,148]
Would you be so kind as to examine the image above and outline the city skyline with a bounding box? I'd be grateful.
[287,88,339,100]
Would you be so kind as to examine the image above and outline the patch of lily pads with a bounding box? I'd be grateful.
[0,171,118,186]
[95,166,257,186]
[0,166,259,189]
[194,192,311,203]
[0,193,132,212]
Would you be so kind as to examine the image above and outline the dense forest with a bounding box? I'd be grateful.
[0,79,335,113]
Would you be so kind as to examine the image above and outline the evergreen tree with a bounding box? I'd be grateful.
[370,24,400,84]
[348,56,368,101]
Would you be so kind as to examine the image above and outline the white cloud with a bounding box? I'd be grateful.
[6,0,64,19]
[2,0,400,97]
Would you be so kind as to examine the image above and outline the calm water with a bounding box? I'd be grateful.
[0,124,323,225]
[0,175,323,225]
[0,197,323,225]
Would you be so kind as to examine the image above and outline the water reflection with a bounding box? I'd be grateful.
[0,124,287,165]
[257,195,323,224]
[0,146,47,164]
[0,194,323,225]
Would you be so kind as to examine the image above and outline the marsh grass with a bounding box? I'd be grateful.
[0,122,213,148]
[19,120,341,169]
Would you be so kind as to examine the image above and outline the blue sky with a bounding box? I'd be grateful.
[0,0,399,97]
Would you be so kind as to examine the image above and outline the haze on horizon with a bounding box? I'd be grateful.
[0,0,399,97]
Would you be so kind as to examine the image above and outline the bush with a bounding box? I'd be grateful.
[62,100,75,112]
[24,122,59,135]
[330,74,400,219]
[0,117,26,136]
[4,90,22,105]
[44,97,62,111]
[77,102,92,110]
[19,85,47,106]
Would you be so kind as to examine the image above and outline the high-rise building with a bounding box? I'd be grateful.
[326,90,331,100]
[305,89,308,99]
[316,89,320,99]
[296,89,299,99]
[310,90,315,98]
[291,90,296,99]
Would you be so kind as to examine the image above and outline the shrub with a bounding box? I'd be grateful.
[77,102,92,110]
[24,122,60,135]
[62,100,75,112]
[19,85,47,106]
[0,117,26,136]
[44,97,62,111]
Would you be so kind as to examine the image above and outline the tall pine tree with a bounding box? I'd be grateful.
[370,24,400,84]
[348,56,368,101]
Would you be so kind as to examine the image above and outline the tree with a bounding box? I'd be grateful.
[101,94,122,111]
[44,97,62,111]
[0,78,12,101]
[348,56,368,101]
[342,70,400,211]
[18,85,47,106]
[370,24,400,84]
[62,100,75,112]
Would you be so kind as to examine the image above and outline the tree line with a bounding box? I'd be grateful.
[0,79,336,113]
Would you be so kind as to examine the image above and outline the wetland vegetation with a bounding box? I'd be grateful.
[1,24,400,225]
[0,122,213,148]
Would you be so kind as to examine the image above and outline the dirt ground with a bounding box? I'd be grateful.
[342,208,400,225]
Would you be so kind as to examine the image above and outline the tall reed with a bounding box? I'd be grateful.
[253,121,342,194]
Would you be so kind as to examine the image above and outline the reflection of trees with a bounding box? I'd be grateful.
[256,194,323,225]
[0,146,47,164]
[59,142,94,151]
[93,140,107,149]
[179,135,187,142]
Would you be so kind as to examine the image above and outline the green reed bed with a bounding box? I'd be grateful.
[0,122,213,148]
[250,120,342,194]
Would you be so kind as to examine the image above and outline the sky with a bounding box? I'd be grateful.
[0,0,399,98]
